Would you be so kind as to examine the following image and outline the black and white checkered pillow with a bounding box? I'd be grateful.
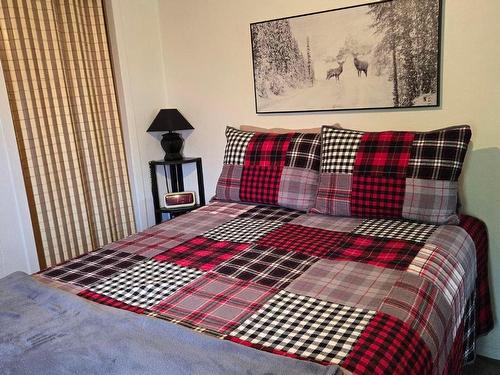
[223,127,255,165]
[89,259,203,308]
[321,127,363,173]
[352,218,438,243]
[230,290,375,362]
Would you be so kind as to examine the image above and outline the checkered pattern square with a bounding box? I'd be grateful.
[341,312,432,375]
[229,290,375,363]
[290,214,362,233]
[321,127,363,173]
[350,175,405,218]
[285,133,321,171]
[243,132,292,167]
[313,173,352,216]
[402,178,459,224]
[85,259,203,309]
[203,217,283,243]
[329,234,422,270]
[238,205,301,223]
[151,272,275,333]
[352,218,437,243]
[215,245,318,288]
[153,236,249,271]
[223,126,254,165]
[215,164,242,202]
[286,260,401,310]
[353,131,414,177]
[78,290,147,314]
[277,167,319,212]
[240,165,282,205]
[42,249,145,287]
[409,126,471,181]
[258,223,347,257]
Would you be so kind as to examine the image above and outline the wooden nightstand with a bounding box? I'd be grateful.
[149,157,205,224]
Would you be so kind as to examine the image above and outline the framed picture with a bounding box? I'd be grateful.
[250,0,442,113]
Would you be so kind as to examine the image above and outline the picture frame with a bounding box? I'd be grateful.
[250,0,442,114]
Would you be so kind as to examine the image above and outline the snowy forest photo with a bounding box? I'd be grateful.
[251,0,441,113]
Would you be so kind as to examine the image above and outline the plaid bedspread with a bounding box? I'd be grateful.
[36,202,493,375]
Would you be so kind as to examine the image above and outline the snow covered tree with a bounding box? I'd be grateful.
[251,19,308,98]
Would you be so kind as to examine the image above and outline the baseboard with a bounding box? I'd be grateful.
[477,346,500,361]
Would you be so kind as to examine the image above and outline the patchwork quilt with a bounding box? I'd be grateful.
[36,202,493,375]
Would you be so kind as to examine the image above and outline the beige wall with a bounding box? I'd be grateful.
[157,0,500,358]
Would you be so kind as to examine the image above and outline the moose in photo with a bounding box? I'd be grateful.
[326,60,345,81]
[353,54,368,77]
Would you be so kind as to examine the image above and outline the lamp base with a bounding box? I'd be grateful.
[161,132,184,161]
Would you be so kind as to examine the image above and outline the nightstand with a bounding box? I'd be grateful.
[149,157,205,224]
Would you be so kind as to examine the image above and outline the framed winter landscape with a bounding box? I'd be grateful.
[250,0,442,113]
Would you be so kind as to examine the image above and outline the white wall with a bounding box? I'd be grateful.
[0,60,39,278]
[156,0,500,359]
[105,0,171,230]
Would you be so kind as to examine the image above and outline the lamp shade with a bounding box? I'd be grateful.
[147,109,194,132]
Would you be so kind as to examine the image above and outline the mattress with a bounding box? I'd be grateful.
[36,201,493,374]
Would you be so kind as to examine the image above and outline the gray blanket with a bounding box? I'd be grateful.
[0,272,340,375]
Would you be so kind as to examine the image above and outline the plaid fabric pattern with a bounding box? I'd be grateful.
[352,218,437,243]
[215,164,243,202]
[402,178,459,224]
[42,249,145,287]
[153,236,249,271]
[198,201,253,217]
[379,272,451,365]
[85,259,203,309]
[277,167,319,212]
[258,224,347,257]
[238,204,301,223]
[31,201,489,374]
[443,323,465,375]
[409,126,471,181]
[203,217,283,243]
[151,273,275,334]
[463,291,476,363]
[286,260,401,310]
[350,175,405,218]
[240,165,282,204]
[290,214,362,233]
[459,215,494,336]
[353,131,414,177]
[229,290,375,363]
[78,290,146,314]
[341,312,432,375]
[321,128,363,173]
[243,132,292,167]
[285,133,321,171]
[223,127,254,165]
[215,245,318,288]
[330,234,422,270]
[314,173,351,216]
[316,125,471,224]
[104,211,233,257]
[216,127,320,211]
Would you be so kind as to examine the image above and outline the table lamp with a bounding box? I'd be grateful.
[147,109,194,160]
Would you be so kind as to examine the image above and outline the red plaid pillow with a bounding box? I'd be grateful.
[215,127,321,211]
[313,125,471,224]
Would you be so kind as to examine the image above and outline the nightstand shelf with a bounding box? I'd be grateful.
[149,158,205,224]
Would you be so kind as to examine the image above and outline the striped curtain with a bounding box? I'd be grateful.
[0,0,136,269]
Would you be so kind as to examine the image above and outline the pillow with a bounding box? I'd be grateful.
[312,125,472,224]
[215,126,320,211]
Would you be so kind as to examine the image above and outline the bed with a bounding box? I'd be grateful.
[1,199,492,375]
